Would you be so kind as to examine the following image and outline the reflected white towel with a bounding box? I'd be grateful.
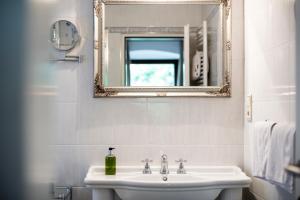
[252,121,276,178]
[265,123,295,193]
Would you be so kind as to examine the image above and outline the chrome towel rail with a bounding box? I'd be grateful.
[50,184,72,200]
[285,161,300,176]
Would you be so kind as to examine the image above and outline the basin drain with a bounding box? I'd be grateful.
[162,176,168,181]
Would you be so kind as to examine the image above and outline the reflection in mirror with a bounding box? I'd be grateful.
[125,37,183,87]
[50,20,80,51]
[103,4,222,87]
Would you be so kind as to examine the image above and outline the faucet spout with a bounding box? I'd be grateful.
[160,154,169,174]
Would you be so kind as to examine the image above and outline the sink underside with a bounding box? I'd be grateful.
[115,188,222,200]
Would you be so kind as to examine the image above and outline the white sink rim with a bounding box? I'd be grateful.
[84,165,251,190]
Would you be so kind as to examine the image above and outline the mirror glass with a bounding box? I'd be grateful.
[103,4,222,87]
[50,20,80,51]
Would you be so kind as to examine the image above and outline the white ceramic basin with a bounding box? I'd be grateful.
[84,166,251,200]
[127,173,204,182]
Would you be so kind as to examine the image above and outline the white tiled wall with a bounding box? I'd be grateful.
[244,0,296,199]
[28,0,244,199]
[296,1,300,199]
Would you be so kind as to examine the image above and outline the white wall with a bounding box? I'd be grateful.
[295,0,300,199]
[31,0,244,199]
[25,1,58,199]
[244,0,296,199]
[106,4,205,27]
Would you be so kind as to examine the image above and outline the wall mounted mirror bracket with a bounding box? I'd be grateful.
[49,54,82,63]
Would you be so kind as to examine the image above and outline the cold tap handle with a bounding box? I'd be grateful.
[141,159,153,163]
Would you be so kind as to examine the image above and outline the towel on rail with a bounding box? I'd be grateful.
[265,123,295,193]
[251,121,277,178]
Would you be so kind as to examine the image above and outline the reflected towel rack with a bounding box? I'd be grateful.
[49,55,82,63]
[191,20,208,86]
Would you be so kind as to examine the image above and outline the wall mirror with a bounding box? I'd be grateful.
[50,20,80,51]
[94,0,231,97]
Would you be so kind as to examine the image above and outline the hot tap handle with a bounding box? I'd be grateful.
[142,159,152,174]
[175,158,187,163]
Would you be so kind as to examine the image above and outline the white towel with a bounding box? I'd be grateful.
[265,123,295,193]
[252,121,277,178]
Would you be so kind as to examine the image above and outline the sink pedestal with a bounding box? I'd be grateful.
[218,188,242,200]
[92,189,114,200]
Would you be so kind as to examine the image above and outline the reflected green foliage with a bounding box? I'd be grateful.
[130,64,175,86]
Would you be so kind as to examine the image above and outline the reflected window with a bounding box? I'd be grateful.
[125,37,184,86]
[129,60,178,86]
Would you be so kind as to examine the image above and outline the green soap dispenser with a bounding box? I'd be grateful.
[105,147,116,175]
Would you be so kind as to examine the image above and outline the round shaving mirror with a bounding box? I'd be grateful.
[50,20,80,51]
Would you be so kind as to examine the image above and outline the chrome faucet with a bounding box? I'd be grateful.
[160,154,169,174]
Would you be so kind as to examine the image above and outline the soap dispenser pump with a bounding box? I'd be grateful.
[105,147,116,175]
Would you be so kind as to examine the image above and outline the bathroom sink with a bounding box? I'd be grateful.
[84,166,251,200]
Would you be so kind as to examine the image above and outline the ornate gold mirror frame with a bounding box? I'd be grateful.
[93,0,231,97]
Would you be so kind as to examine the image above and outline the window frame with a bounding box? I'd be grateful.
[124,36,184,86]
